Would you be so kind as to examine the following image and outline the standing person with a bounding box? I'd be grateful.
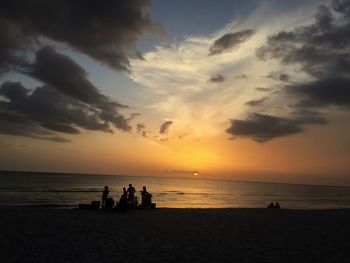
[101,186,109,209]
[119,187,128,210]
[127,184,136,207]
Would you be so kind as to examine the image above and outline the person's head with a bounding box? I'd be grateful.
[123,187,126,191]
[104,186,109,190]
[143,186,146,191]
[129,184,132,187]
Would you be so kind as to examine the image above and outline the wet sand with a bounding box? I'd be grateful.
[0,208,349,262]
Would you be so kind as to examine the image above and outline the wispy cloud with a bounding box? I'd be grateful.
[130,2,319,140]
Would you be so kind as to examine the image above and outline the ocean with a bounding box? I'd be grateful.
[0,171,350,209]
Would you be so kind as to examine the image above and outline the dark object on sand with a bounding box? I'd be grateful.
[105,198,115,209]
[117,187,128,211]
[267,202,275,208]
[79,201,100,210]
[267,202,281,209]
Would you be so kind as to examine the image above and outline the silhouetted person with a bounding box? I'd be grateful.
[119,187,128,211]
[267,202,275,208]
[141,186,152,208]
[127,184,136,207]
[275,202,280,209]
[102,186,109,209]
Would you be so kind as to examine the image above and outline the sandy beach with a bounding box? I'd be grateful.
[0,208,349,263]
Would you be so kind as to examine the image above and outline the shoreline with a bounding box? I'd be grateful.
[2,169,350,188]
[1,208,349,262]
[1,205,350,210]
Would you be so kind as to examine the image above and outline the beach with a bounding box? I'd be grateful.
[0,208,349,262]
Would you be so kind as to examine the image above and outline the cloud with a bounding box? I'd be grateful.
[235,74,248,79]
[0,0,157,71]
[267,71,290,82]
[0,81,115,137]
[136,122,147,136]
[0,2,155,142]
[290,109,328,125]
[209,29,254,55]
[257,2,350,110]
[130,3,323,139]
[136,123,146,133]
[287,77,350,108]
[0,21,31,73]
[0,111,70,143]
[226,112,326,142]
[29,47,132,132]
[28,47,126,110]
[0,48,136,142]
[255,87,273,92]
[208,74,225,83]
[159,121,173,134]
[245,96,269,106]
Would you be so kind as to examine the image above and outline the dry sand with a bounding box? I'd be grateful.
[0,208,349,263]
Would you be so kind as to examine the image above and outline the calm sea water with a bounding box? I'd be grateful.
[0,171,350,209]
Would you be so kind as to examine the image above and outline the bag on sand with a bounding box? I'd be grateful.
[78,201,100,210]
[105,198,115,209]
[91,201,101,210]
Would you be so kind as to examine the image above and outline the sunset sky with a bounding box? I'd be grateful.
[0,0,349,185]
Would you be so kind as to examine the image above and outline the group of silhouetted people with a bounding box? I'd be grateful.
[267,202,280,209]
[101,184,154,210]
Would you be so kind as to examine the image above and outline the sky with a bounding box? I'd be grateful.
[0,0,349,186]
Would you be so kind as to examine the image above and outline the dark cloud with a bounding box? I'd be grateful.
[0,0,157,71]
[208,74,225,83]
[256,3,350,78]
[27,47,132,132]
[290,109,328,125]
[0,48,136,142]
[255,87,273,92]
[267,72,290,82]
[0,111,70,143]
[332,0,350,15]
[257,2,350,78]
[0,21,32,73]
[236,74,248,79]
[136,123,146,133]
[257,1,350,110]
[27,46,126,109]
[245,96,269,106]
[209,29,254,55]
[0,1,151,142]
[159,121,173,134]
[287,77,350,108]
[178,133,189,139]
[0,81,115,138]
[226,112,326,143]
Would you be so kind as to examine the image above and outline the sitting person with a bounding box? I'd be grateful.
[141,186,152,208]
[118,187,128,211]
[267,202,275,208]
[275,202,280,208]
